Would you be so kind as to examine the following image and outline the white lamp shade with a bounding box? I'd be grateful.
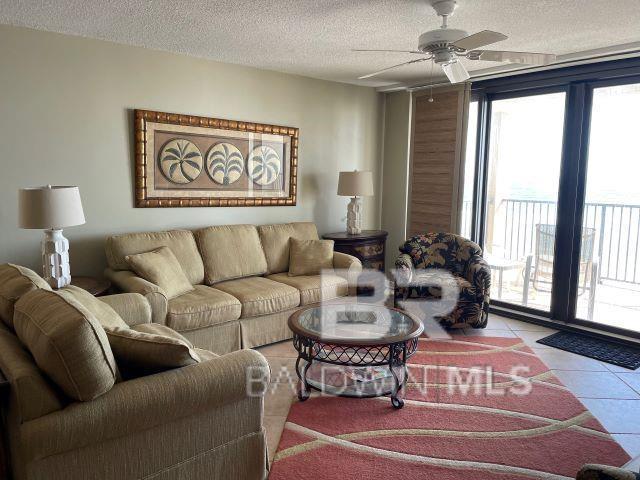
[19,186,85,230]
[337,171,374,197]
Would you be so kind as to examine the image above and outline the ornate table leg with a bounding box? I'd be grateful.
[295,355,311,402]
[389,343,406,409]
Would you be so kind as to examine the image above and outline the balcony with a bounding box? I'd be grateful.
[462,198,640,333]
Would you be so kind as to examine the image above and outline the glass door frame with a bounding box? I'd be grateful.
[469,57,640,337]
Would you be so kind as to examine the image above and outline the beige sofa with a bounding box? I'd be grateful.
[104,222,362,354]
[0,264,269,480]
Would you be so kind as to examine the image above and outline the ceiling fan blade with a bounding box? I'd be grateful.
[358,58,430,79]
[452,30,508,51]
[442,61,470,84]
[469,50,556,65]
[353,49,426,55]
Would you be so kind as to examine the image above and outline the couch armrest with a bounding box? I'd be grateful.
[576,464,639,479]
[99,293,151,327]
[464,254,491,298]
[105,268,168,324]
[394,253,415,286]
[333,252,362,296]
[21,349,270,462]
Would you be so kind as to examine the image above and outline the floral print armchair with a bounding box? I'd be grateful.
[394,232,491,329]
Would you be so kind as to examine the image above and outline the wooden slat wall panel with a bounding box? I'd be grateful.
[407,85,469,238]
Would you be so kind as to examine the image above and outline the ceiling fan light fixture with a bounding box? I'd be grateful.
[442,60,470,84]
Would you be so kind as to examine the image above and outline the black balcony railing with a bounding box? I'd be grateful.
[462,198,640,285]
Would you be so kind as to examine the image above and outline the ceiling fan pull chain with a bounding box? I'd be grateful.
[429,61,435,103]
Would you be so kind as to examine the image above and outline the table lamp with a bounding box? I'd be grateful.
[18,185,85,289]
[338,170,373,235]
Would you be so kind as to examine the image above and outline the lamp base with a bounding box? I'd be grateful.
[42,229,71,289]
[346,197,362,235]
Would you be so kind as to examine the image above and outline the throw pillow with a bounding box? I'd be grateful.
[125,246,194,299]
[106,323,200,377]
[288,238,334,276]
[13,288,118,401]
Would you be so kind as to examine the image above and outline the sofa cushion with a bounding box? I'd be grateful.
[106,323,200,378]
[214,277,300,318]
[0,264,51,330]
[125,246,194,299]
[195,224,268,284]
[267,273,348,305]
[13,289,118,401]
[406,271,475,298]
[258,222,319,274]
[288,238,334,276]
[106,230,204,285]
[167,285,242,331]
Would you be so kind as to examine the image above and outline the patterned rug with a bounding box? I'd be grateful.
[269,336,631,479]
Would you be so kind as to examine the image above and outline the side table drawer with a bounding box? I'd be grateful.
[354,243,384,259]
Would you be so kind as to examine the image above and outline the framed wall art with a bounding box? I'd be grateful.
[134,109,298,207]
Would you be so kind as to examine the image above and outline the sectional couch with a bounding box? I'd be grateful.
[104,222,362,354]
[0,264,269,480]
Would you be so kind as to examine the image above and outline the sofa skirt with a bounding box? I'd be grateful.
[239,308,298,349]
[180,321,241,355]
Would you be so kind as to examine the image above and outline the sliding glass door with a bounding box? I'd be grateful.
[577,82,640,333]
[481,92,566,311]
[466,59,640,337]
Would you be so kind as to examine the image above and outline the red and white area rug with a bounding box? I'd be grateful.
[269,336,630,479]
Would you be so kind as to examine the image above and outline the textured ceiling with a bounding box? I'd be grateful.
[2,0,640,87]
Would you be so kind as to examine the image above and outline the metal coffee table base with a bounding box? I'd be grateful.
[293,334,419,409]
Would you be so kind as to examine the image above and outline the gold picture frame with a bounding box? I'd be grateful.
[134,109,298,207]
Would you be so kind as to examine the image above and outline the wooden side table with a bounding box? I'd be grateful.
[70,276,112,296]
[323,230,389,272]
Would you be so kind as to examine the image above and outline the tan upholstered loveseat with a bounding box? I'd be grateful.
[104,222,362,354]
[0,264,269,480]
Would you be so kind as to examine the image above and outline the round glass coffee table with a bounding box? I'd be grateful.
[288,303,423,409]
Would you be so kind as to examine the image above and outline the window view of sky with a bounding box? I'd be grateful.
[489,93,565,204]
[586,83,640,205]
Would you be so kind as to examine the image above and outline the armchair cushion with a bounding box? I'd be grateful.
[288,238,334,276]
[13,288,118,401]
[125,246,194,300]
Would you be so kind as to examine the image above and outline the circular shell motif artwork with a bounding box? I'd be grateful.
[159,139,203,184]
[247,145,281,186]
[206,143,244,185]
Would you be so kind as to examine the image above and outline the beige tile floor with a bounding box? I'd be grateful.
[256,313,640,472]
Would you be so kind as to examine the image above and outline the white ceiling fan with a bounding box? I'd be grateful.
[355,0,556,84]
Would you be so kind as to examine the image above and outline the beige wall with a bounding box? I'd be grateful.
[0,26,383,276]
[380,91,411,270]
